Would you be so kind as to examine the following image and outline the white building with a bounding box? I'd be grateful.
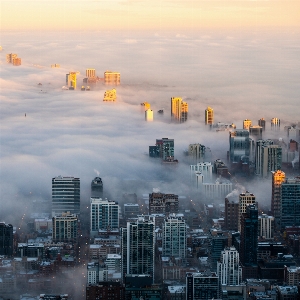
[190,162,213,182]
[145,109,153,121]
[217,246,242,286]
[90,198,119,237]
[258,214,274,239]
[162,215,186,258]
[197,178,232,200]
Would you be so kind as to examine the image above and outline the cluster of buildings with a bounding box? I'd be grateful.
[6,53,21,66]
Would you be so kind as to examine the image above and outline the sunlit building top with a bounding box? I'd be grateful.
[104,71,120,85]
[103,89,117,101]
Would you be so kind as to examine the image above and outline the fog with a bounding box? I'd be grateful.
[0,28,300,223]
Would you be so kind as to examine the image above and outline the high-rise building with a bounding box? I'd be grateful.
[171,97,188,123]
[188,144,206,162]
[205,107,214,125]
[149,138,174,160]
[271,118,280,129]
[210,231,228,270]
[225,198,239,231]
[186,272,219,300]
[66,72,77,89]
[243,119,252,130]
[149,192,179,214]
[162,215,186,258]
[103,88,117,101]
[217,246,242,286]
[91,177,103,198]
[6,53,17,63]
[255,140,282,177]
[86,69,96,78]
[0,223,13,256]
[249,126,263,140]
[51,64,60,68]
[190,162,212,182]
[258,214,274,239]
[52,212,78,243]
[12,58,21,66]
[90,198,119,237]
[145,109,153,122]
[121,216,155,282]
[281,177,300,229]
[229,130,250,163]
[258,118,266,131]
[52,176,80,217]
[271,170,285,222]
[238,192,256,231]
[104,71,120,85]
[240,204,258,267]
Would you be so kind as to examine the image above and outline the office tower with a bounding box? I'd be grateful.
[217,246,242,286]
[255,140,282,177]
[6,53,17,63]
[186,272,219,300]
[0,223,13,256]
[243,119,252,130]
[240,204,258,267]
[249,125,263,140]
[271,170,285,222]
[281,177,300,228]
[86,69,96,78]
[145,109,153,121]
[210,231,228,270]
[149,138,174,160]
[90,198,119,237]
[225,198,239,231]
[190,162,212,182]
[149,192,179,214]
[121,216,155,281]
[103,88,117,101]
[238,192,256,231]
[52,176,80,217]
[91,177,103,198]
[12,57,21,66]
[258,118,266,131]
[229,130,250,163]
[214,159,229,178]
[171,97,188,123]
[258,214,274,239]
[52,212,78,242]
[188,144,206,162]
[104,71,120,85]
[162,215,186,258]
[271,118,280,129]
[66,72,77,89]
[205,107,214,125]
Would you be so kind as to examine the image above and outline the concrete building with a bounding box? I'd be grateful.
[205,107,214,125]
[103,88,117,101]
[249,126,263,140]
[238,192,257,232]
[149,138,174,160]
[186,272,219,300]
[86,69,96,78]
[90,198,119,237]
[217,246,242,286]
[52,176,80,217]
[121,216,155,282]
[255,140,282,178]
[188,144,206,162]
[52,212,78,243]
[124,203,139,217]
[190,162,213,182]
[171,97,188,123]
[145,109,153,121]
[285,266,300,286]
[258,118,266,131]
[91,177,103,198]
[162,215,187,258]
[224,198,239,231]
[198,178,233,200]
[276,286,298,300]
[229,129,250,163]
[104,71,120,85]
[243,119,252,130]
[271,170,286,223]
[149,192,179,214]
[0,222,13,256]
[258,214,274,239]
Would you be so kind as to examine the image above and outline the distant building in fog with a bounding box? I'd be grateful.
[271,118,280,130]
[258,118,266,131]
[86,68,96,78]
[149,192,179,214]
[104,71,120,85]
[171,97,188,123]
[249,125,263,140]
[145,109,153,121]
[188,143,206,162]
[243,119,252,130]
[205,107,214,125]
[149,138,174,160]
[91,177,103,198]
[52,212,78,243]
[0,222,13,256]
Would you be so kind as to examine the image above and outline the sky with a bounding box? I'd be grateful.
[0,0,299,225]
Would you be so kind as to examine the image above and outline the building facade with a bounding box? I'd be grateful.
[188,144,206,162]
[52,212,78,243]
[149,138,174,160]
[145,109,153,122]
[0,223,13,256]
[104,71,120,85]
[171,97,188,123]
[238,192,257,231]
[229,130,250,163]
[205,107,214,125]
[149,193,179,214]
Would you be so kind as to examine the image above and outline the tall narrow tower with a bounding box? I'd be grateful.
[171,97,188,123]
[205,107,214,125]
[238,192,256,231]
[271,170,285,223]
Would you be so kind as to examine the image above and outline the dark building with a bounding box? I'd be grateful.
[91,177,103,198]
[214,159,229,178]
[86,282,124,300]
[240,204,258,279]
[149,138,174,160]
[149,192,179,214]
[210,230,228,270]
[258,118,266,131]
[225,198,239,231]
[124,274,162,300]
[0,222,13,256]
[17,243,44,258]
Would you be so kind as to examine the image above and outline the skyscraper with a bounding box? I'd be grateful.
[86,69,96,78]
[103,89,117,101]
[66,72,77,89]
[271,170,285,223]
[188,144,206,162]
[52,212,78,243]
[217,246,242,286]
[255,140,282,177]
[171,97,188,123]
[224,198,239,231]
[104,71,120,85]
[271,118,280,130]
[121,216,155,282]
[52,176,80,217]
[91,177,103,198]
[149,138,174,160]
[258,118,266,131]
[249,125,263,140]
[162,215,186,258]
[238,192,256,231]
[0,222,13,256]
[205,107,214,125]
[229,129,250,163]
[243,119,252,130]
[90,198,119,237]
[145,109,153,121]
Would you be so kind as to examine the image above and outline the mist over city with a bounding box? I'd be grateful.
[0,1,300,299]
